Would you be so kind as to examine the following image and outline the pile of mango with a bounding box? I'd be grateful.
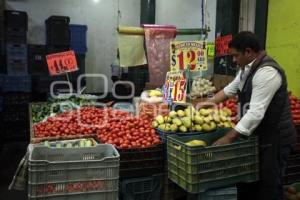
[152,106,235,133]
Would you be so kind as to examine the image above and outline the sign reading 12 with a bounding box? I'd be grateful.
[171,49,205,71]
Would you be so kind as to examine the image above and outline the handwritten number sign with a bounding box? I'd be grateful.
[163,71,187,103]
[46,50,78,76]
[215,35,232,57]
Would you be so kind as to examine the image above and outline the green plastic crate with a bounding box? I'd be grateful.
[120,174,163,200]
[187,186,237,200]
[167,129,259,193]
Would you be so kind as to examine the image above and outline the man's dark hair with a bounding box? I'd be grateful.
[228,31,262,53]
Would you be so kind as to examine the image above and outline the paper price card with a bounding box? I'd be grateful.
[170,41,207,71]
[163,71,186,103]
[163,80,173,104]
[207,43,215,58]
[171,79,187,103]
[215,35,232,57]
[46,50,78,76]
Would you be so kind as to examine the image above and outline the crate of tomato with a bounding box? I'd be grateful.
[28,143,120,200]
[96,109,164,178]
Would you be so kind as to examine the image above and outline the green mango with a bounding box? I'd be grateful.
[181,117,192,128]
[179,125,187,133]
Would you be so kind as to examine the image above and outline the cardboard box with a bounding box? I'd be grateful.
[212,74,235,91]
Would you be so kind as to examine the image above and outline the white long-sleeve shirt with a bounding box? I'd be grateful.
[223,60,282,136]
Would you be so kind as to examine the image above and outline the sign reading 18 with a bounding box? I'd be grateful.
[171,50,205,70]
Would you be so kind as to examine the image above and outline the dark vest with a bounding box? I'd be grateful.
[238,54,297,147]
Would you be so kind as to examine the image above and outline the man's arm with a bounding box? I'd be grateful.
[207,89,228,105]
[206,71,241,105]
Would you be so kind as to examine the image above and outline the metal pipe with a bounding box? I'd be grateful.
[117,26,210,35]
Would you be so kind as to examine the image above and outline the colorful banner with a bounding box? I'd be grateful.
[170,41,207,72]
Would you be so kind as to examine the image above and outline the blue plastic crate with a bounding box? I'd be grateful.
[6,42,27,60]
[7,58,28,75]
[5,27,27,43]
[69,24,87,53]
[3,75,31,92]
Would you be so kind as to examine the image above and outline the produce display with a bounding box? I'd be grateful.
[138,102,169,121]
[42,138,96,148]
[152,106,234,133]
[140,89,163,103]
[97,110,161,149]
[31,103,60,124]
[218,94,300,126]
[33,107,161,148]
[31,96,97,123]
[289,94,300,125]
[48,95,97,106]
[219,97,238,124]
[284,184,300,200]
[190,77,216,98]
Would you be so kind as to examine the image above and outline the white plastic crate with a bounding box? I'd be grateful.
[28,144,120,200]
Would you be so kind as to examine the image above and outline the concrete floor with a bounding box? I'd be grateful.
[0,141,28,200]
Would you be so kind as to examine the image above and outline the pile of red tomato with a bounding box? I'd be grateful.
[138,102,169,121]
[289,94,300,125]
[218,98,238,124]
[33,107,161,148]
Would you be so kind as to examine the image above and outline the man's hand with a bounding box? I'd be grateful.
[213,129,240,146]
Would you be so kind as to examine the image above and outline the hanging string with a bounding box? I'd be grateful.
[117,0,121,28]
[201,0,204,34]
[204,0,209,39]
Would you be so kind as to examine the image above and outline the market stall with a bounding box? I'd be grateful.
[1,1,300,200]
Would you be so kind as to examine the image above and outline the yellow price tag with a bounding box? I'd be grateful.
[170,41,208,71]
[207,44,215,57]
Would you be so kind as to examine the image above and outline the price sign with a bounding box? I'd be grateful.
[171,79,187,103]
[46,50,78,76]
[215,35,232,57]
[163,71,186,103]
[207,43,215,58]
[163,80,173,104]
[170,41,207,71]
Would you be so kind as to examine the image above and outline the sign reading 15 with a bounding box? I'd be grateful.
[171,50,205,70]
[172,79,186,102]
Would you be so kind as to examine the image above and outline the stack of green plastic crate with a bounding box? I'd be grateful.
[167,128,259,193]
